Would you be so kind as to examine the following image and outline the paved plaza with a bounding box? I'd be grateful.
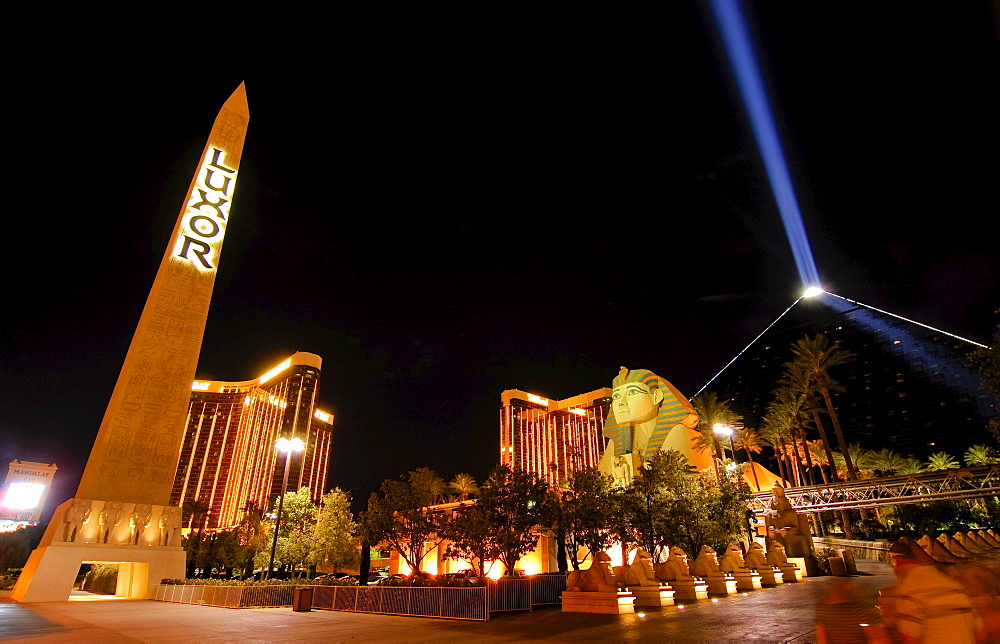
[0,561,895,643]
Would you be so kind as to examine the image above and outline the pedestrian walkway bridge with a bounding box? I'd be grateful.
[750,465,1000,513]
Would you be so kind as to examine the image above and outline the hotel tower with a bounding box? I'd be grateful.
[500,388,612,488]
[170,352,334,530]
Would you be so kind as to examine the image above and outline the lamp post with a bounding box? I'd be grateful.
[267,436,305,579]
[713,424,737,474]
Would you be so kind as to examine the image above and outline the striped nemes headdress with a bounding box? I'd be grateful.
[602,366,698,460]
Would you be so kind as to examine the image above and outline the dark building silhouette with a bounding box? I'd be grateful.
[701,292,996,463]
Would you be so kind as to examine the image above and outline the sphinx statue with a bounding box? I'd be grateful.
[654,546,708,601]
[718,543,762,591]
[744,542,783,586]
[655,546,694,582]
[765,540,802,582]
[567,551,620,593]
[978,530,1000,549]
[917,534,960,564]
[598,367,702,487]
[765,484,814,558]
[718,543,749,572]
[621,548,660,587]
[938,533,974,558]
[690,545,737,595]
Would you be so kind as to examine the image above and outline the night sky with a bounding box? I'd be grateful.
[4,3,998,518]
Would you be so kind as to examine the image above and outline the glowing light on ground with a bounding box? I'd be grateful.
[710,0,821,289]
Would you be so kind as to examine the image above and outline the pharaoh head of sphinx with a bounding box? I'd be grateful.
[602,366,698,460]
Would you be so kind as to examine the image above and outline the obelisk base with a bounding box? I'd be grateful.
[11,543,185,602]
[561,591,635,614]
[11,498,185,602]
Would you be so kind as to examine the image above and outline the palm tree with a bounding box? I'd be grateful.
[182,498,210,534]
[868,448,905,477]
[807,440,831,484]
[770,383,819,485]
[964,445,999,466]
[448,473,480,501]
[927,452,960,471]
[757,421,792,487]
[692,392,741,481]
[783,365,838,483]
[896,458,927,475]
[734,428,763,491]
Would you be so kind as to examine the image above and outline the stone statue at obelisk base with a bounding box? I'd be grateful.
[13,84,250,602]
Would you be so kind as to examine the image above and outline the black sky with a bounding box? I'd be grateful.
[3,3,998,516]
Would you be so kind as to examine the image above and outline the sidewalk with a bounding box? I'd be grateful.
[0,561,896,643]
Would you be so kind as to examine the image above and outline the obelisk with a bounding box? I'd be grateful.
[13,84,250,602]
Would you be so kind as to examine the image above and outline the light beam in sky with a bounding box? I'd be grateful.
[709,0,821,290]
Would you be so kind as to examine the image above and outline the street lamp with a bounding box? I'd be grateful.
[267,436,305,579]
[713,424,737,470]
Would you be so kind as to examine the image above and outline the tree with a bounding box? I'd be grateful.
[927,452,960,471]
[734,428,763,491]
[692,392,742,482]
[477,465,549,575]
[556,468,616,569]
[359,468,447,575]
[439,502,499,577]
[964,444,999,466]
[182,498,210,533]
[309,488,358,573]
[896,458,927,475]
[788,334,857,479]
[868,448,905,477]
[448,473,480,502]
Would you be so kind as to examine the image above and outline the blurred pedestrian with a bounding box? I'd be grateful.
[815,577,886,643]
[888,536,976,643]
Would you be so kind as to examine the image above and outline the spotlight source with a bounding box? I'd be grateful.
[803,286,823,298]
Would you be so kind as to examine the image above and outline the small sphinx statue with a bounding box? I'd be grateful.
[622,548,660,587]
[655,546,694,582]
[718,543,749,573]
[744,542,769,569]
[690,545,737,595]
[567,551,620,593]
[917,534,959,564]
[765,540,788,566]
[689,545,723,578]
[765,540,801,582]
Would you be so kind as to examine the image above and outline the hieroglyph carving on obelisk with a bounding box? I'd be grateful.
[76,84,250,506]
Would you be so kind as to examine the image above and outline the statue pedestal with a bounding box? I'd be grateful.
[628,585,674,607]
[700,574,738,595]
[665,579,708,601]
[729,570,762,592]
[561,591,635,614]
[753,567,784,586]
[777,563,802,583]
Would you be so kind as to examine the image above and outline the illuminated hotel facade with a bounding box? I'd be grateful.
[500,388,612,488]
[169,352,334,530]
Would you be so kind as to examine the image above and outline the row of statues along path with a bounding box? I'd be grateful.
[561,529,1000,614]
[562,539,804,614]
